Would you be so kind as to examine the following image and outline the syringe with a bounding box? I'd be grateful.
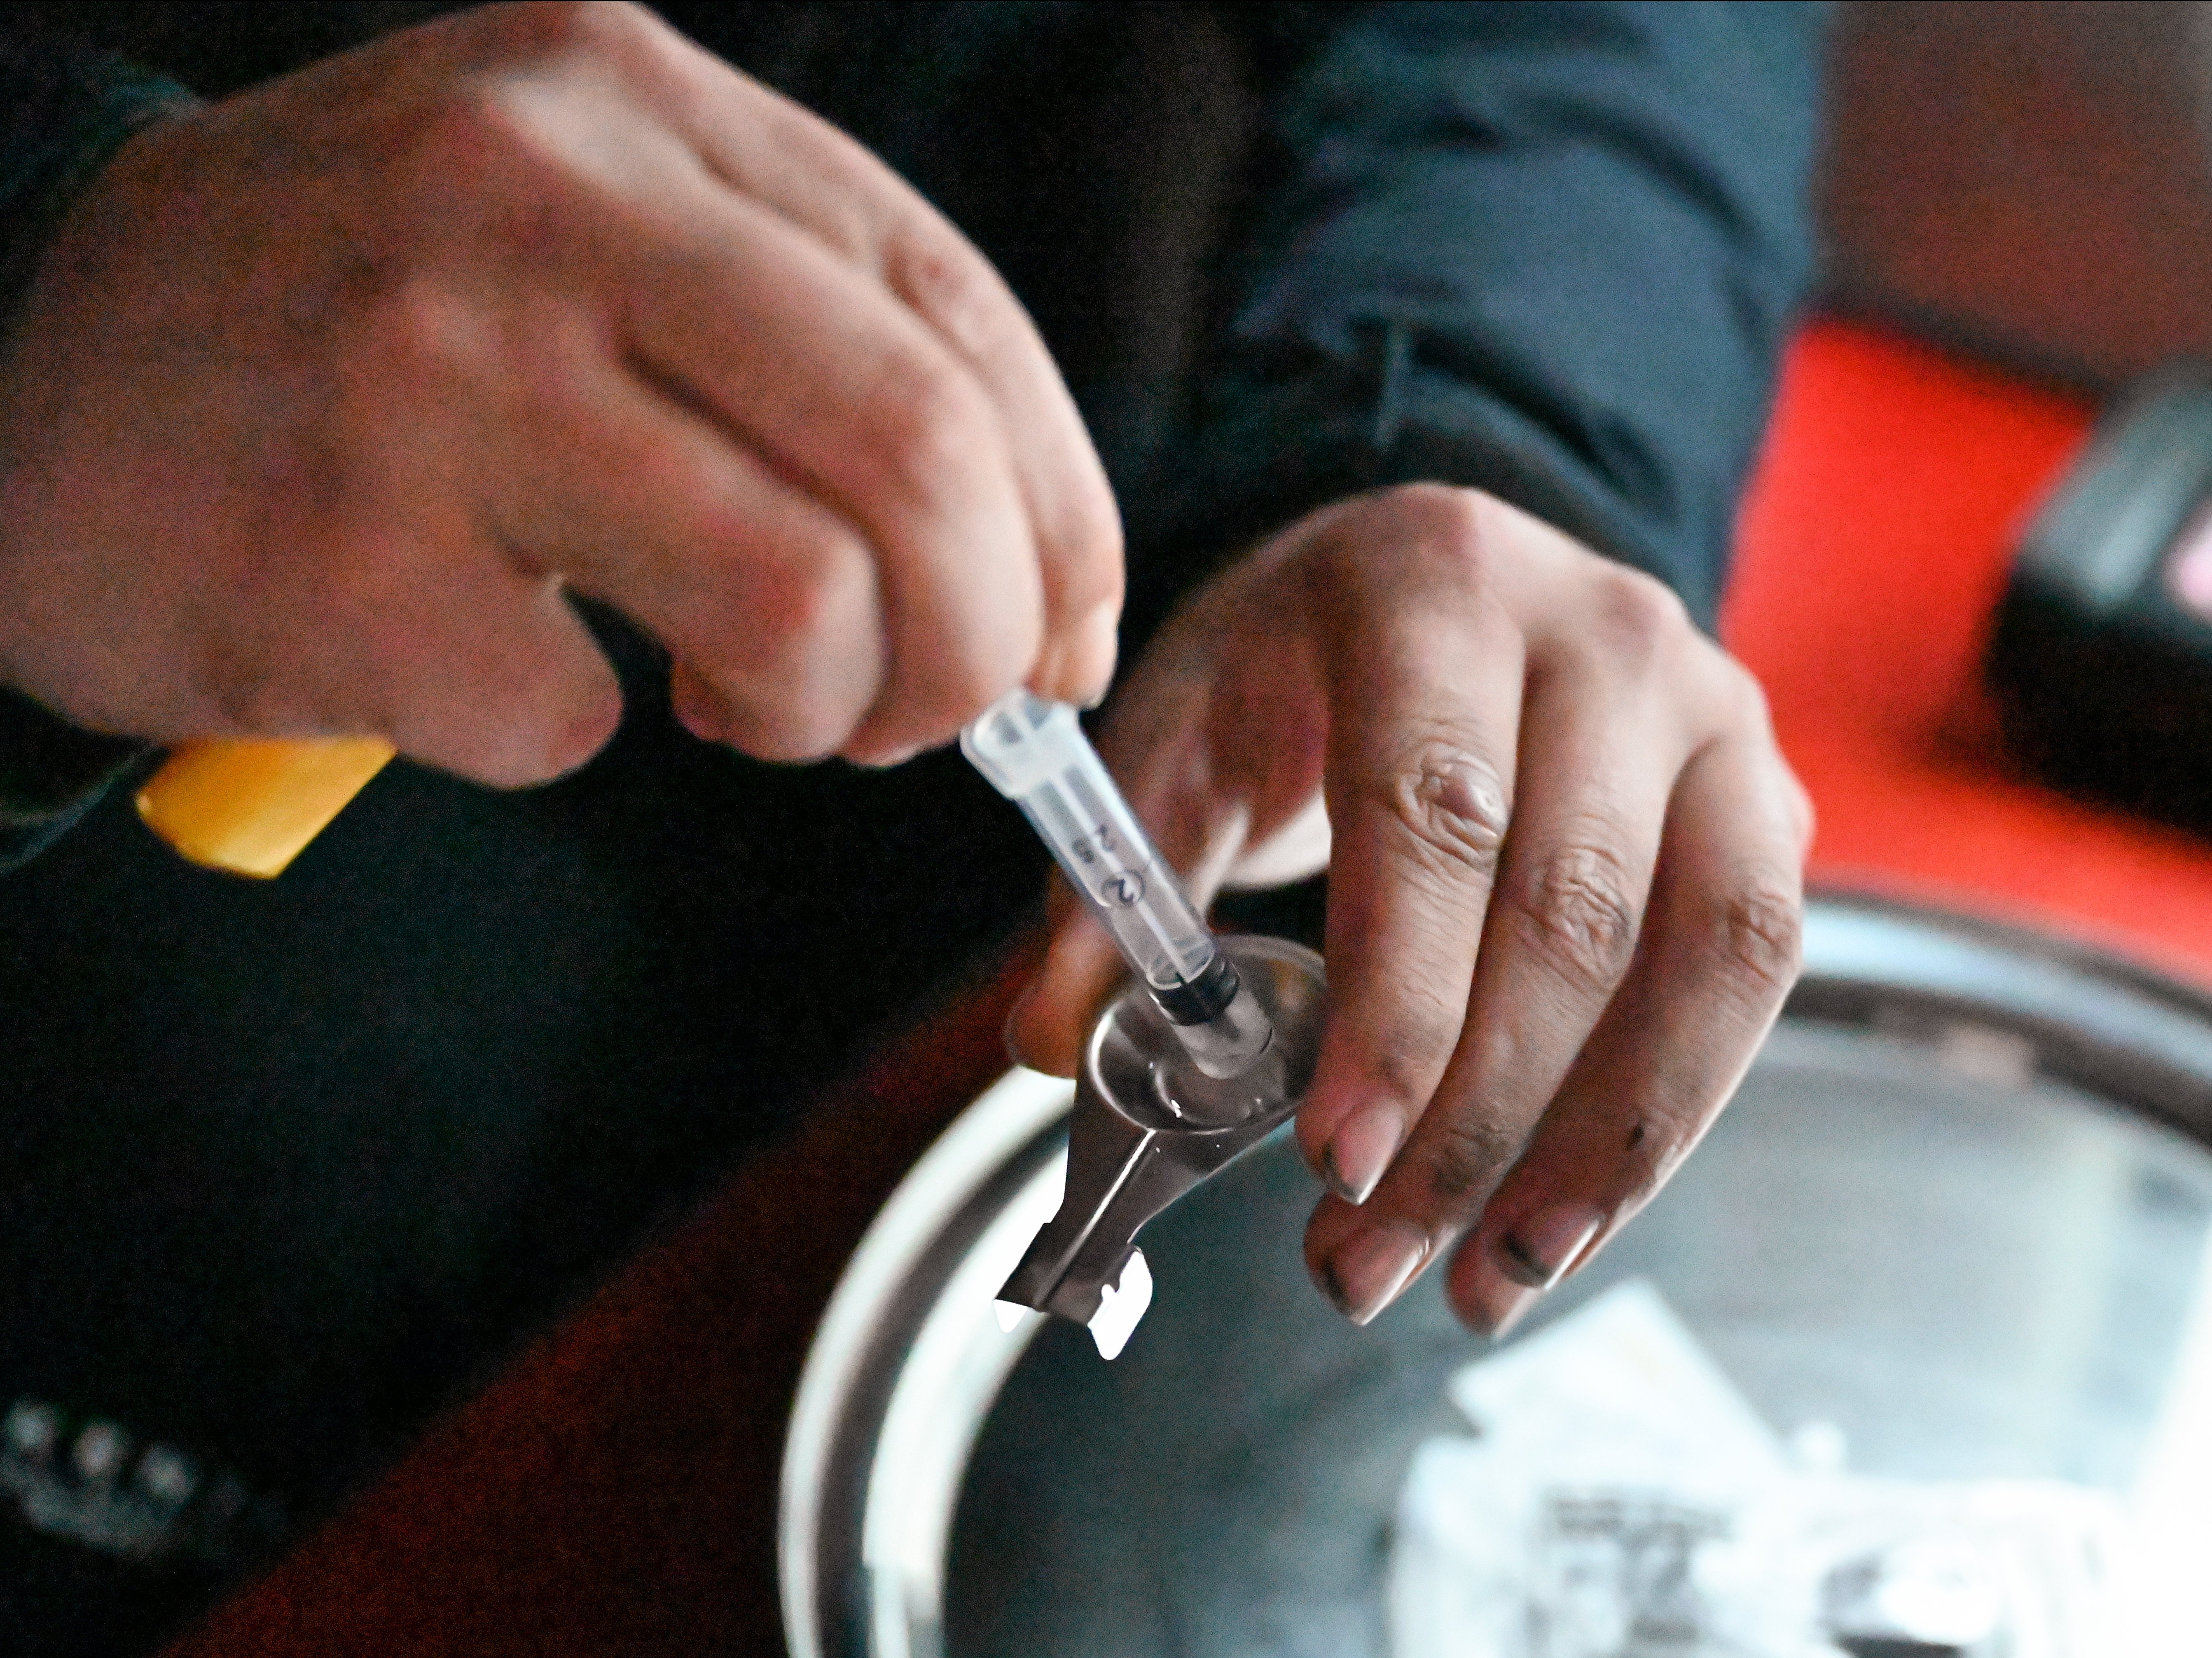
[962,692,1276,1081]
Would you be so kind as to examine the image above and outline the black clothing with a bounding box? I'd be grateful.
[0,5,1825,1651]
[0,39,185,868]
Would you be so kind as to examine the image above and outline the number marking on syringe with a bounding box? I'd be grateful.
[1102,871,1146,907]
[1067,823,1147,906]
[1059,770,1206,983]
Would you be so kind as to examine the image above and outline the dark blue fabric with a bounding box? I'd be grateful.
[1157,2,1825,628]
[0,35,189,320]
[0,36,185,873]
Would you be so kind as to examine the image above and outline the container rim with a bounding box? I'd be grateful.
[778,892,2212,1658]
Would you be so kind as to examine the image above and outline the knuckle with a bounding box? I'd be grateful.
[398,88,566,238]
[412,79,530,178]
[1333,485,1499,598]
[353,276,481,383]
[1370,733,1511,882]
[1424,1110,1523,1206]
[1372,482,1492,554]
[676,542,877,756]
[479,0,651,62]
[415,9,667,193]
[1716,654,1777,731]
[872,354,998,505]
[726,540,865,664]
[1714,874,1804,1000]
[883,226,1004,359]
[1585,564,1691,671]
[1512,838,1641,995]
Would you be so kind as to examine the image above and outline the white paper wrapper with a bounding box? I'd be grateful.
[1387,1281,2132,1658]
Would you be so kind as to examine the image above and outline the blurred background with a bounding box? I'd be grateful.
[14,4,2212,1656]
[1820,0,2212,389]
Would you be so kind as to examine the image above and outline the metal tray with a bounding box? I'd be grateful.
[782,896,2212,1658]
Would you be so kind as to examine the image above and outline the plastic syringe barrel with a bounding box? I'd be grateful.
[962,693,1273,1077]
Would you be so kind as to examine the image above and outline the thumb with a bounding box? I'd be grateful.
[1005,887,1124,1077]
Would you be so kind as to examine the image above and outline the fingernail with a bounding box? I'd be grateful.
[856,743,921,770]
[1494,1202,1607,1291]
[1457,1245,1541,1339]
[1482,1283,1539,1341]
[1074,601,1119,709]
[1319,1220,1429,1326]
[1323,1108,1405,1205]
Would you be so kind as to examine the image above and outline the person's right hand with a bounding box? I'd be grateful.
[0,0,1122,783]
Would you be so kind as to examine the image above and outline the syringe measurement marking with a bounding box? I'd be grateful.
[1029,776,1193,985]
[1065,819,1149,907]
[1058,769,1209,988]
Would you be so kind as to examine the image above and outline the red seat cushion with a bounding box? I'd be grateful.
[1727,320,2212,986]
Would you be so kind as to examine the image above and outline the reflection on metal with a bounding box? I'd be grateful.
[779,895,2212,1658]
[995,938,1326,1344]
[778,1068,1071,1658]
[2127,1197,2212,1643]
[1082,1249,1151,1362]
[1795,900,2212,1146]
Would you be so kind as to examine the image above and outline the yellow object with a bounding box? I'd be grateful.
[135,737,397,878]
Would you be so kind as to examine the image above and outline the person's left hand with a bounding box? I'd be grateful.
[1009,483,1811,1335]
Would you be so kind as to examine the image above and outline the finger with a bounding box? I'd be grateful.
[210,350,627,786]
[304,512,624,789]
[496,326,886,759]
[1445,720,1804,1336]
[1305,592,1707,1322]
[1291,505,1529,1210]
[1008,880,1135,1079]
[1222,792,1333,890]
[394,571,624,786]
[613,180,1041,759]
[621,20,1124,701]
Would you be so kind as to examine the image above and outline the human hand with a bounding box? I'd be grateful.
[1010,485,1810,1335]
[0,1,1119,782]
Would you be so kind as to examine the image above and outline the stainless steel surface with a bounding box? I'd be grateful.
[781,897,2212,1658]
[996,937,1326,1331]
